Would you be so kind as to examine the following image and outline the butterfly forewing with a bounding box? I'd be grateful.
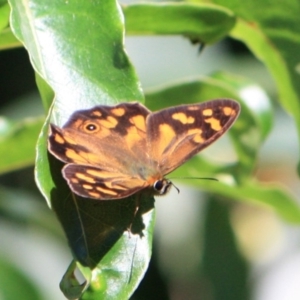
[147,99,240,175]
[49,103,151,172]
[48,102,155,199]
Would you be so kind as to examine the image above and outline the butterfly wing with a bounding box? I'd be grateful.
[48,102,152,199]
[146,99,240,175]
[62,164,147,199]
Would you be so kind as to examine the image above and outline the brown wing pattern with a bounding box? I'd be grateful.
[48,102,151,173]
[48,102,152,199]
[146,99,240,175]
[62,164,147,200]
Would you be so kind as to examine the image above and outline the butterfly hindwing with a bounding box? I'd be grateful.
[147,99,240,175]
[62,164,147,200]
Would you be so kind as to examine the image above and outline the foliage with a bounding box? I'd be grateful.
[0,0,299,299]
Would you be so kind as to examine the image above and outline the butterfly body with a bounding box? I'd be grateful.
[48,100,240,200]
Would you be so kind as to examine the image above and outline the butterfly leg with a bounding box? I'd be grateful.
[128,193,155,237]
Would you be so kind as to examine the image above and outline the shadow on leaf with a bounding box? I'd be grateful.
[48,154,154,269]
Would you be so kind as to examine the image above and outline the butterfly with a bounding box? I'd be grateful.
[48,99,240,200]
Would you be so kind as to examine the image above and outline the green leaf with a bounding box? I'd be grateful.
[0,186,62,238]
[35,72,55,112]
[201,197,249,300]
[9,0,153,298]
[0,256,43,300]
[0,0,8,6]
[0,27,22,50]
[0,116,44,174]
[0,1,20,50]
[199,179,300,224]
[0,2,9,30]
[123,2,236,44]
[9,0,143,116]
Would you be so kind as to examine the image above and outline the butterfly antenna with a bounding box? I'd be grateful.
[198,43,205,54]
[169,176,218,182]
[171,182,180,194]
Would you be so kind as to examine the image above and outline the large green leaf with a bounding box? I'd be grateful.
[9,0,143,116]
[123,2,236,44]
[8,0,152,298]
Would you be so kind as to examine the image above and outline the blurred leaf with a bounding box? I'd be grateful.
[0,256,43,300]
[0,116,43,174]
[0,3,19,51]
[0,27,22,50]
[179,178,300,224]
[9,0,153,298]
[0,0,8,6]
[201,197,249,300]
[0,2,9,30]
[0,186,63,238]
[123,2,236,44]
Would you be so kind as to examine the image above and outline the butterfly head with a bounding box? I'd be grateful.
[152,178,173,196]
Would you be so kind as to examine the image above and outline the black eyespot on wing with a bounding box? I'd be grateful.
[84,122,99,132]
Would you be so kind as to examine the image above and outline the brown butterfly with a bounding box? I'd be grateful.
[48,100,240,200]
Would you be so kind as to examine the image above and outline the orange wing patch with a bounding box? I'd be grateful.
[203,108,213,116]
[53,132,65,144]
[98,116,118,128]
[172,112,195,124]
[223,106,236,116]
[129,115,146,132]
[154,123,176,157]
[204,117,222,131]
[111,107,125,116]
[91,110,102,117]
